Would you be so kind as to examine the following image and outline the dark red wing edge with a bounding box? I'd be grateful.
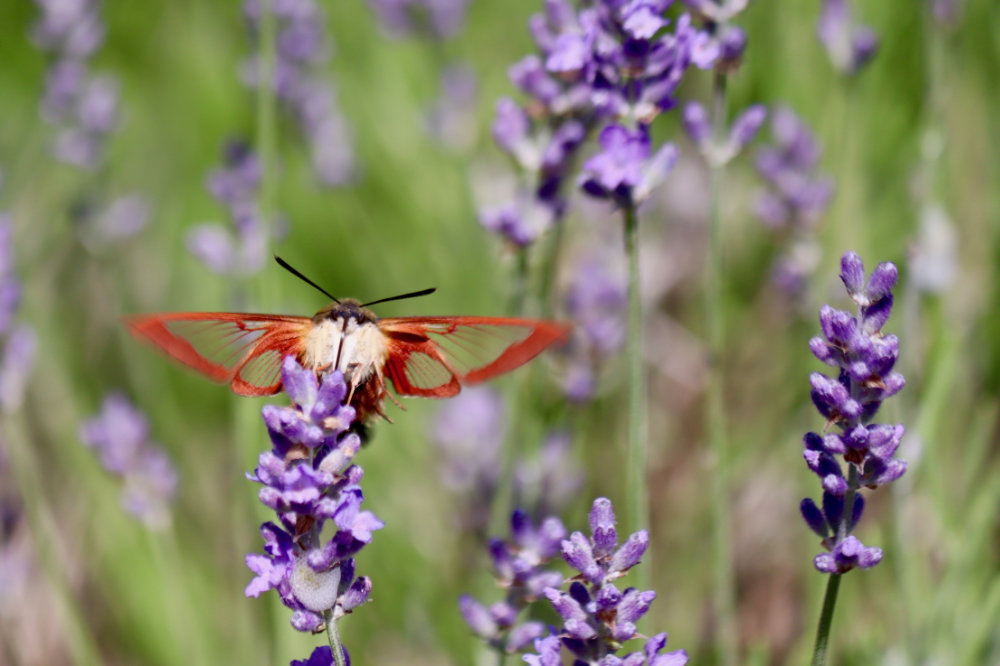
[378,316,571,397]
[125,312,310,396]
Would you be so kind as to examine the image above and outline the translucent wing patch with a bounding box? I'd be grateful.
[126,313,311,396]
[379,316,570,397]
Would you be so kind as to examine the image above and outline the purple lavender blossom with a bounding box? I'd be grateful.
[579,125,678,208]
[816,0,878,76]
[365,0,470,40]
[800,252,905,573]
[561,248,627,402]
[242,0,357,186]
[521,498,688,664]
[484,0,713,243]
[32,0,119,170]
[246,358,380,637]
[79,392,179,528]
[459,510,566,654]
[684,102,766,167]
[188,141,270,277]
[754,107,834,230]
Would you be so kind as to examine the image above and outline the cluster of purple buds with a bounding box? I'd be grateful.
[365,0,470,40]
[32,0,118,169]
[0,179,37,412]
[800,252,906,574]
[524,498,687,665]
[187,141,272,276]
[459,510,566,654]
[245,358,379,636]
[816,0,878,76]
[78,392,179,528]
[681,0,748,71]
[683,103,766,168]
[242,0,356,186]
[561,249,627,403]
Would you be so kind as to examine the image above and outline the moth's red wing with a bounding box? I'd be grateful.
[378,317,570,397]
[125,313,311,396]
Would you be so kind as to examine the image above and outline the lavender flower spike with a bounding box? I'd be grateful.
[816,0,878,76]
[800,252,905,573]
[246,357,381,660]
[523,498,687,664]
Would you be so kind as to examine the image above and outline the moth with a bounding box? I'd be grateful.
[127,257,570,421]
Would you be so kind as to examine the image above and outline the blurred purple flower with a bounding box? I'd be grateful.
[754,107,834,230]
[79,392,178,528]
[816,0,878,76]
[753,106,834,300]
[31,0,120,170]
[242,0,357,186]
[188,141,272,276]
[513,431,583,517]
[801,252,905,573]
[246,358,379,639]
[561,248,627,402]
[365,0,470,39]
[425,64,479,151]
[684,102,766,167]
[579,125,678,208]
[0,211,37,414]
[31,0,105,58]
[429,387,504,533]
[459,509,565,654]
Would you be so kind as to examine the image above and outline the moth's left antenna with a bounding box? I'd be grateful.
[274,256,340,304]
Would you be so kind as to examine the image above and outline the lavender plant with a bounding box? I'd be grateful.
[459,510,565,655]
[816,0,878,77]
[245,358,380,665]
[242,0,356,186]
[78,392,179,528]
[31,0,150,250]
[365,0,470,40]
[803,252,906,664]
[753,106,835,301]
[187,141,272,277]
[526,498,687,665]
[460,498,688,664]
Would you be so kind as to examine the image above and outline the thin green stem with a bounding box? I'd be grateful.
[811,573,843,666]
[705,70,737,666]
[325,608,348,666]
[623,203,648,562]
[812,464,858,664]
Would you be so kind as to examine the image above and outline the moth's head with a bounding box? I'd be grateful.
[313,299,377,326]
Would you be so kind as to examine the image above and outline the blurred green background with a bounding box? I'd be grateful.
[1,0,998,664]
